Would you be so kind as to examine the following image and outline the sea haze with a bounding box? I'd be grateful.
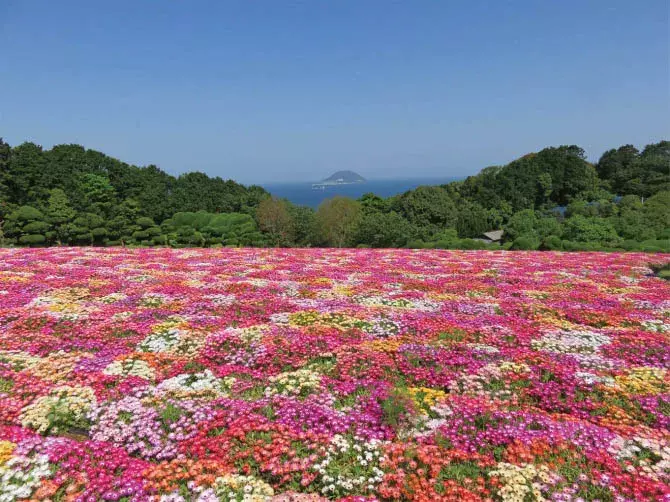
[261,177,461,208]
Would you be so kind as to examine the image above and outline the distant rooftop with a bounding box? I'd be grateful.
[483,230,504,241]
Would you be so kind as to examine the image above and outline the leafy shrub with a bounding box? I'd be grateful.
[19,234,46,245]
[511,235,540,250]
[541,235,563,250]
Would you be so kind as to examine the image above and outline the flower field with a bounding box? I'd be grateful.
[0,248,669,502]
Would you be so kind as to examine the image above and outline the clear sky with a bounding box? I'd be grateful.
[1,1,668,183]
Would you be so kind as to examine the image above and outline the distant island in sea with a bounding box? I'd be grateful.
[263,176,460,208]
[313,170,366,187]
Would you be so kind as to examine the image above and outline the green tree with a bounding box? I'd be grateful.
[77,173,116,217]
[255,197,295,246]
[162,211,264,247]
[4,206,50,246]
[359,193,391,214]
[315,197,362,247]
[504,209,539,241]
[456,202,491,238]
[6,142,47,205]
[536,172,553,205]
[392,186,457,234]
[563,215,620,244]
[597,145,639,191]
[287,204,316,247]
[71,213,108,245]
[132,165,175,222]
[354,211,413,248]
[130,216,163,246]
[44,189,76,245]
[596,141,670,197]
[0,138,10,204]
[511,235,540,250]
[461,146,597,210]
[106,198,142,245]
[642,191,670,237]
[535,216,563,240]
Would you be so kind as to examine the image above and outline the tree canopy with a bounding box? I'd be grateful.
[0,138,668,251]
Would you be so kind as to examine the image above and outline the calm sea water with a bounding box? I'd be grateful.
[262,177,460,208]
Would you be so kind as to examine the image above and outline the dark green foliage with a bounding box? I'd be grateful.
[44,189,76,245]
[511,235,540,250]
[71,213,108,245]
[162,211,265,247]
[0,138,667,250]
[0,140,270,247]
[460,146,598,211]
[541,235,563,250]
[4,206,49,245]
[354,210,413,248]
[0,138,11,210]
[456,202,491,238]
[642,191,670,237]
[287,204,316,247]
[597,142,670,197]
[392,185,457,235]
[359,193,391,214]
[504,209,538,241]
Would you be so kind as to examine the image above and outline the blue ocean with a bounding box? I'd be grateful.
[261,177,461,208]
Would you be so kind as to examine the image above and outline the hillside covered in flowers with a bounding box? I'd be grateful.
[0,248,668,501]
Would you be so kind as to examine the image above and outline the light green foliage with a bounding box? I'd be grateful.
[504,209,538,241]
[77,173,116,217]
[256,197,295,246]
[315,196,362,247]
[563,215,620,244]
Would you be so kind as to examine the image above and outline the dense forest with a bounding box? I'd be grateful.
[0,138,668,251]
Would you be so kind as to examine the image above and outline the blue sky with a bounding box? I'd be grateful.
[1,1,668,183]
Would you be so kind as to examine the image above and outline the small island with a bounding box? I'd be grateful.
[312,170,366,189]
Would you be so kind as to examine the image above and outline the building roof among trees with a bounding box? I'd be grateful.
[483,230,504,241]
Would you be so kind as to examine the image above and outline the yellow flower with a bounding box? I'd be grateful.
[499,361,530,374]
[407,387,447,410]
[21,385,97,434]
[0,441,15,465]
[615,367,667,395]
[362,339,405,353]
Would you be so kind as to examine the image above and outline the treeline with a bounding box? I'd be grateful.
[0,141,268,246]
[0,139,668,251]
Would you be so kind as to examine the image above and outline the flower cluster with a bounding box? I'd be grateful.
[0,247,668,500]
[311,435,386,497]
[20,385,96,434]
[265,369,323,398]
